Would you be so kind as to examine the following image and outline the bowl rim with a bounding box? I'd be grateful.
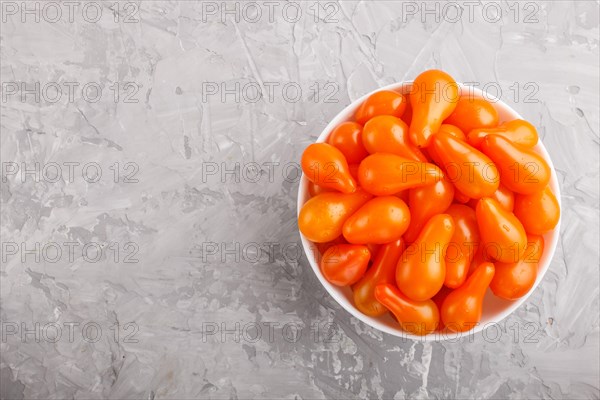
[297,80,561,342]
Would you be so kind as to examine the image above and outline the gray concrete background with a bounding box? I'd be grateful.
[1,1,599,399]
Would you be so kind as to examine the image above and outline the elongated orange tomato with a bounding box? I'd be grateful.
[441,262,495,332]
[374,283,439,335]
[409,69,459,147]
[480,134,550,195]
[514,186,560,235]
[444,204,480,288]
[327,122,369,164]
[355,90,406,125]
[427,124,465,167]
[362,116,426,162]
[490,235,544,300]
[431,131,499,199]
[476,197,527,263]
[404,177,455,243]
[353,239,405,317]
[358,153,444,196]
[321,244,370,286]
[301,143,357,193]
[298,190,372,243]
[396,214,455,301]
[343,196,410,244]
[444,96,499,133]
[468,119,538,148]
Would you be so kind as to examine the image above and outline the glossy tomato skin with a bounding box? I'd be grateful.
[444,204,480,288]
[513,186,560,235]
[327,122,369,164]
[301,143,357,193]
[298,190,372,243]
[480,134,550,195]
[355,90,406,125]
[362,115,426,162]
[374,283,439,335]
[353,239,405,317]
[476,197,527,263]
[396,214,455,301]
[444,96,499,133]
[321,244,370,286]
[358,153,444,196]
[468,119,538,149]
[431,131,499,199]
[343,196,410,244]
[441,262,495,332]
[426,124,465,169]
[404,177,455,243]
[490,235,544,300]
[409,69,459,147]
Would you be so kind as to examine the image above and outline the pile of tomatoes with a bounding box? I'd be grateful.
[298,69,560,336]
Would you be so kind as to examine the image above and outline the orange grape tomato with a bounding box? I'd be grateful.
[490,235,544,300]
[301,143,357,193]
[427,124,466,166]
[404,177,455,243]
[444,95,499,133]
[355,90,406,125]
[476,197,527,263]
[298,190,373,243]
[444,204,480,288]
[441,262,495,332]
[514,186,560,235]
[374,283,439,336]
[358,153,444,196]
[343,196,411,244]
[468,119,539,148]
[480,134,550,195]
[396,214,455,301]
[353,239,405,317]
[409,69,459,147]
[362,115,427,162]
[320,244,371,286]
[327,122,369,164]
[431,131,499,199]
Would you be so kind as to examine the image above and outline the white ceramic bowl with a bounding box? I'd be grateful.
[297,81,561,341]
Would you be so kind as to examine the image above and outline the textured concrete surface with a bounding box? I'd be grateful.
[1,1,599,399]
